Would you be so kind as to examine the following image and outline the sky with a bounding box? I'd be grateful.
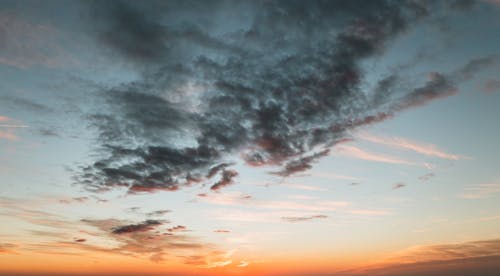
[1,0,500,275]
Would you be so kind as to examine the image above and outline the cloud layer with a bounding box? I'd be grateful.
[74,1,491,194]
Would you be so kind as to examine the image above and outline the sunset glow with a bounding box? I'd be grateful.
[1,1,500,276]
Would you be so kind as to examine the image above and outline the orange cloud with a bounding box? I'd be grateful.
[386,238,500,264]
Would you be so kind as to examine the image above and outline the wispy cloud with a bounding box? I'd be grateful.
[334,145,415,165]
[419,172,435,181]
[0,243,17,254]
[199,192,348,212]
[281,214,328,223]
[111,219,165,234]
[0,130,18,141]
[0,116,29,141]
[311,172,362,181]
[59,197,89,204]
[0,11,76,69]
[356,238,500,276]
[357,131,465,160]
[281,182,327,191]
[459,182,500,199]
[482,79,500,93]
[387,238,500,264]
[146,209,171,217]
[393,182,406,190]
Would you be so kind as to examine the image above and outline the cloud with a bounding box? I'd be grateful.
[214,229,231,233]
[199,191,348,212]
[392,72,457,111]
[0,130,18,141]
[0,243,17,254]
[0,95,52,114]
[75,1,490,194]
[419,172,435,181]
[334,145,415,165]
[146,209,171,217]
[167,225,188,233]
[357,132,464,160]
[281,214,328,223]
[459,182,500,199]
[210,169,238,191]
[281,183,327,192]
[182,249,236,268]
[79,218,214,263]
[341,240,500,276]
[111,219,164,234]
[0,116,28,141]
[0,196,75,230]
[38,127,59,137]
[0,11,74,69]
[483,79,500,93]
[237,261,250,267]
[59,197,89,204]
[452,56,497,81]
[393,182,406,190]
[272,149,330,177]
[386,238,500,264]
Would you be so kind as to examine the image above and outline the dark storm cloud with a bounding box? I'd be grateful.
[111,219,164,234]
[76,0,489,194]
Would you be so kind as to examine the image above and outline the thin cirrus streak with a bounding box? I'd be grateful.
[281,183,328,192]
[334,145,416,165]
[356,131,465,160]
[200,193,348,212]
[459,182,500,199]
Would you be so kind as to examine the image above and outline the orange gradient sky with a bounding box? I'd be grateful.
[1,1,500,275]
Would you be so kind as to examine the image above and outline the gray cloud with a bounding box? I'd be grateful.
[111,219,164,234]
[210,169,238,191]
[75,1,489,194]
